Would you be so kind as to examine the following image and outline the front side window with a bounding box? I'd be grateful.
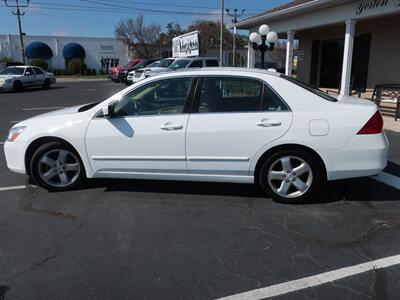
[25,67,34,75]
[188,60,203,68]
[206,60,219,67]
[168,60,190,70]
[198,77,263,113]
[113,78,192,117]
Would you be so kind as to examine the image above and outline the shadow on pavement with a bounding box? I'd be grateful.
[63,176,400,204]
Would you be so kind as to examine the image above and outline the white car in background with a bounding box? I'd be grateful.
[0,66,56,92]
[4,68,388,203]
[127,58,175,85]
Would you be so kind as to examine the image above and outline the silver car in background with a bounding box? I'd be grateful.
[0,66,56,92]
[127,58,175,85]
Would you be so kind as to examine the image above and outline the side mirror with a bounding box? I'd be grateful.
[102,103,114,117]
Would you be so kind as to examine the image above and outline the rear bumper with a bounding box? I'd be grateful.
[324,133,389,180]
[4,141,27,174]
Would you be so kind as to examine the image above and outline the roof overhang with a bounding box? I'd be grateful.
[234,0,352,30]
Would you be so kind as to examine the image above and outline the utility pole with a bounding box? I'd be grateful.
[220,0,224,66]
[4,0,31,64]
[226,8,245,67]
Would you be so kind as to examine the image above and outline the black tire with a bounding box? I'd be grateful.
[30,141,86,192]
[12,81,23,92]
[43,79,51,89]
[258,149,325,204]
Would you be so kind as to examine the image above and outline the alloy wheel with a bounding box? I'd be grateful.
[267,155,313,199]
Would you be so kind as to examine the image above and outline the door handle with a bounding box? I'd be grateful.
[160,122,184,131]
[257,119,282,127]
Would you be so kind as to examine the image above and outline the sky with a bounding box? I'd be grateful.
[0,0,292,38]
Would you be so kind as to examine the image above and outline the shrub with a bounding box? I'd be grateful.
[67,58,84,75]
[61,69,68,76]
[92,69,97,76]
[99,69,105,75]
[86,68,91,76]
[30,58,48,70]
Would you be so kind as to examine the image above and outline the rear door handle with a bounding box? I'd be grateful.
[257,119,282,127]
[160,122,184,131]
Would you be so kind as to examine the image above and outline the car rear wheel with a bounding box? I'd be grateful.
[43,79,51,89]
[12,81,23,92]
[258,149,325,204]
[30,142,86,191]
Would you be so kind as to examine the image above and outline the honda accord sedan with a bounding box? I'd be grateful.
[4,68,388,203]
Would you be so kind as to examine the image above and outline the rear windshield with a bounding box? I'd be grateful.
[282,75,338,102]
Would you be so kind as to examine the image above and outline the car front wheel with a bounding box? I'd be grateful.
[258,150,325,204]
[30,142,85,191]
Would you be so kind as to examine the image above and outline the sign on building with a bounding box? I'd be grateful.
[172,31,200,58]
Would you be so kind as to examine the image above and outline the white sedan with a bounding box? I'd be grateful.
[4,68,388,203]
[0,66,56,92]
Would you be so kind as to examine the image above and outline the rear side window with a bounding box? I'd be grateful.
[206,60,219,67]
[262,85,290,112]
[33,67,44,75]
[282,75,337,102]
[198,77,263,113]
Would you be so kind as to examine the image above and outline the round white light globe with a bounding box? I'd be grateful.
[249,32,261,44]
[259,24,270,36]
[266,31,278,43]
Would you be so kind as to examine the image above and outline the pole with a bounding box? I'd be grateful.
[233,26,236,67]
[226,9,245,67]
[220,0,224,66]
[4,0,30,64]
[16,3,25,64]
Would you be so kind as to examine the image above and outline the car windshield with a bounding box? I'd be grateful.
[168,60,190,70]
[281,75,338,102]
[147,61,162,68]
[159,59,174,68]
[0,67,25,75]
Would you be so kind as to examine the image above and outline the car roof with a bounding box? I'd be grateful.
[173,57,218,61]
[170,67,281,77]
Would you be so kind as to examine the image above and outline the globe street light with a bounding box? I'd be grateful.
[250,24,278,68]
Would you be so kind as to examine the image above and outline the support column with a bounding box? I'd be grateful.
[340,20,356,97]
[285,30,294,76]
[247,40,255,68]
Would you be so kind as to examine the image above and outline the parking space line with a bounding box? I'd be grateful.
[10,120,20,123]
[371,172,400,190]
[21,107,65,111]
[0,142,4,145]
[217,254,400,300]
[0,185,28,192]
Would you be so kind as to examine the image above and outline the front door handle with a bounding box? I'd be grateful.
[160,122,184,131]
[257,119,282,127]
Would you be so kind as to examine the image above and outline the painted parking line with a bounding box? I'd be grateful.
[371,171,400,190]
[217,254,400,300]
[0,142,4,145]
[0,185,28,192]
[10,120,20,124]
[21,107,65,111]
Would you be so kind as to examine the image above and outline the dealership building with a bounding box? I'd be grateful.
[0,34,130,69]
[236,0,400,96]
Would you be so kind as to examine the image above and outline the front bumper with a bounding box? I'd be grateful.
[324,133,389,180]
[0,82,13,91]
[4,141,27,174]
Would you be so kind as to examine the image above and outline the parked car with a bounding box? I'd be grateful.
[118,59,157,84]
[145,57,219,77]
[4,68,388,203]
[0,61,23,73]
[255,61,285,73]
[109,59,142,82]
[0,66,56,92]
[126,58,175,85]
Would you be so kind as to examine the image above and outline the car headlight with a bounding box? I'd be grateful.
[7,126,26,142]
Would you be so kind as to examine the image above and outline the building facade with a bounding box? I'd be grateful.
[235,0,400,96]
[0,34,130,70]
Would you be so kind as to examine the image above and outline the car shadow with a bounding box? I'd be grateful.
[66,175,400,204]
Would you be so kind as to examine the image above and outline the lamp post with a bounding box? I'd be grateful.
[249,24,278,68]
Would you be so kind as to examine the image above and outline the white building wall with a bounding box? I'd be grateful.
[0,34,130,69]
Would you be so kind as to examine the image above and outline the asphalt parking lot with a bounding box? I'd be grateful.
[1,80,400,300]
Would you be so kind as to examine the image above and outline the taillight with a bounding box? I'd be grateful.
[357,111,383,135]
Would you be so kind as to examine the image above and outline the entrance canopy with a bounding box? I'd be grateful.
[236,0,400,97]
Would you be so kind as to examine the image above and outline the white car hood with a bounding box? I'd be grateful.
[29,104,84,119]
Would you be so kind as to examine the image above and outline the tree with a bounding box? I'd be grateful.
[187,20,233,56]
[115,15,161,59]
[159,22,186,48]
